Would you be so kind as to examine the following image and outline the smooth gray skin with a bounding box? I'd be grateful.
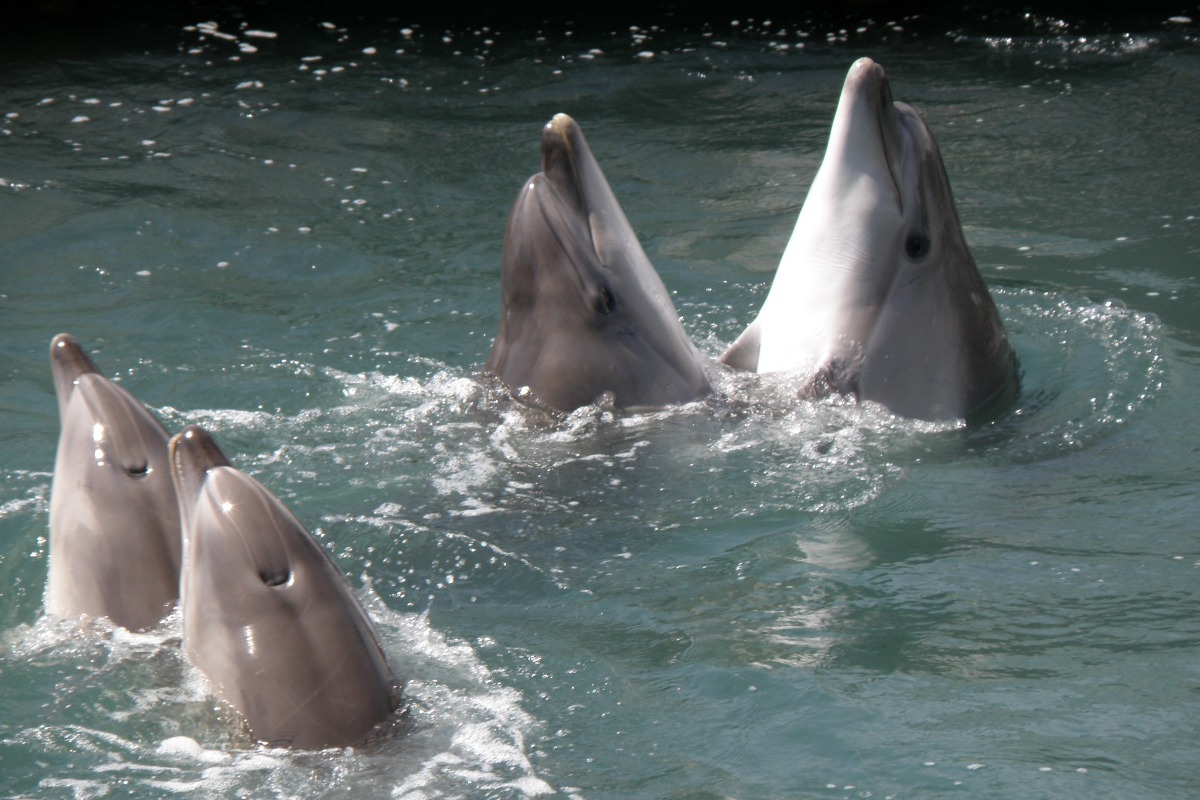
[486,113,712,412]
[46,333,181,631]
[171,425,398,749]
[721,58,1016,421]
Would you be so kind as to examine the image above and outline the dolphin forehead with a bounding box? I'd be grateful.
[172,429,304,593]
[52,334,172,474]
[72,375,170,470]
[188,465,303,593]
[171,427,339,591]
[171,427,359,620]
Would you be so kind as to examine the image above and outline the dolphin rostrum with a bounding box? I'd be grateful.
[170,425,399,749]
[721,58,1017,421]
[486,113,712,412]
[46,333,181,631]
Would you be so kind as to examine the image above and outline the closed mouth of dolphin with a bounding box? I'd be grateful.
[532,155,618,318]
[879,117,901,214]
[535,178,606,303]
[873,80,905,216]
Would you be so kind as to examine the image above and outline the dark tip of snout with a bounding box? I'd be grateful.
[169,424,233,479]
[51,332,78,351]
[545,112,579,141]
[49,332,101,376]
[540,112,580,173]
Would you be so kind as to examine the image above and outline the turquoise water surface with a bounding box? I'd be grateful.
[2,9,1198,799]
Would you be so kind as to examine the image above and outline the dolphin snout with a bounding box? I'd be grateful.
[50,333,99,378]
[170,425,233,498]
[541,113,580,172]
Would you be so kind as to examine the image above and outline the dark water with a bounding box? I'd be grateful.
[2,9,1198,799]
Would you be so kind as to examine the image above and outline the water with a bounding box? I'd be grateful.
[2,9,1198,799]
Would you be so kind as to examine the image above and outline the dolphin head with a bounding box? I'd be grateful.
[486,113,711,411]
[46,333,181,631]
[722,58,1016,420]
[49,334,177,501]
[170,425,398,749]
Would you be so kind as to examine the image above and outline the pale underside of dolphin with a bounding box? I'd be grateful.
[486,112,712,412]
[721,58,1017,422]
[170,424,399,750]
[46,333,181,632]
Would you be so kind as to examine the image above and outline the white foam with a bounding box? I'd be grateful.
[5,599,556,796]
[38,778,110,797]
[156,736,232,765]
[0,479,49,520]
[365,603,560,797]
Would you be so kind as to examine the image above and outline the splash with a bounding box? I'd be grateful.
[973,288,1166,462]
[2,594,561,798]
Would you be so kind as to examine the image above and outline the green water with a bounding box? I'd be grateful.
[2,10,1198,799]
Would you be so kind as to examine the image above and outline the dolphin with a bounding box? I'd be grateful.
[486,113,712,412]
[170,424,399,749]
[46,333,181,631]
[721,58,1017,421]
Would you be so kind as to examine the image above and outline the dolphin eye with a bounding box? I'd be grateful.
[259,569,290,587]
[125,463,150,478]
[905,233,930,260]
[594,285,616,315]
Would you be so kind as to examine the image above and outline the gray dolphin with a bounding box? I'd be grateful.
[721,58,1017,421]
[46,333,181,631]
[486,113,712,412]
[170,425,399,749]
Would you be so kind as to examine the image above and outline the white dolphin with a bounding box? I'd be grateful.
[46,333,181,631]
[722,58,1017,421]
[170,425,399,749]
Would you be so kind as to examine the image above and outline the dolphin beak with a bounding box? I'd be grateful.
[832,58,905,210]
[49,333,101,419]
[539,113,635,275]
[170,425,233,526]
[540,113,589,218]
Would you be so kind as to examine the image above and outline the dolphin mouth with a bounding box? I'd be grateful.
[531,113,630,315]
[541,113,589,221]
[541,113,635,271]
[837,58,905,214]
